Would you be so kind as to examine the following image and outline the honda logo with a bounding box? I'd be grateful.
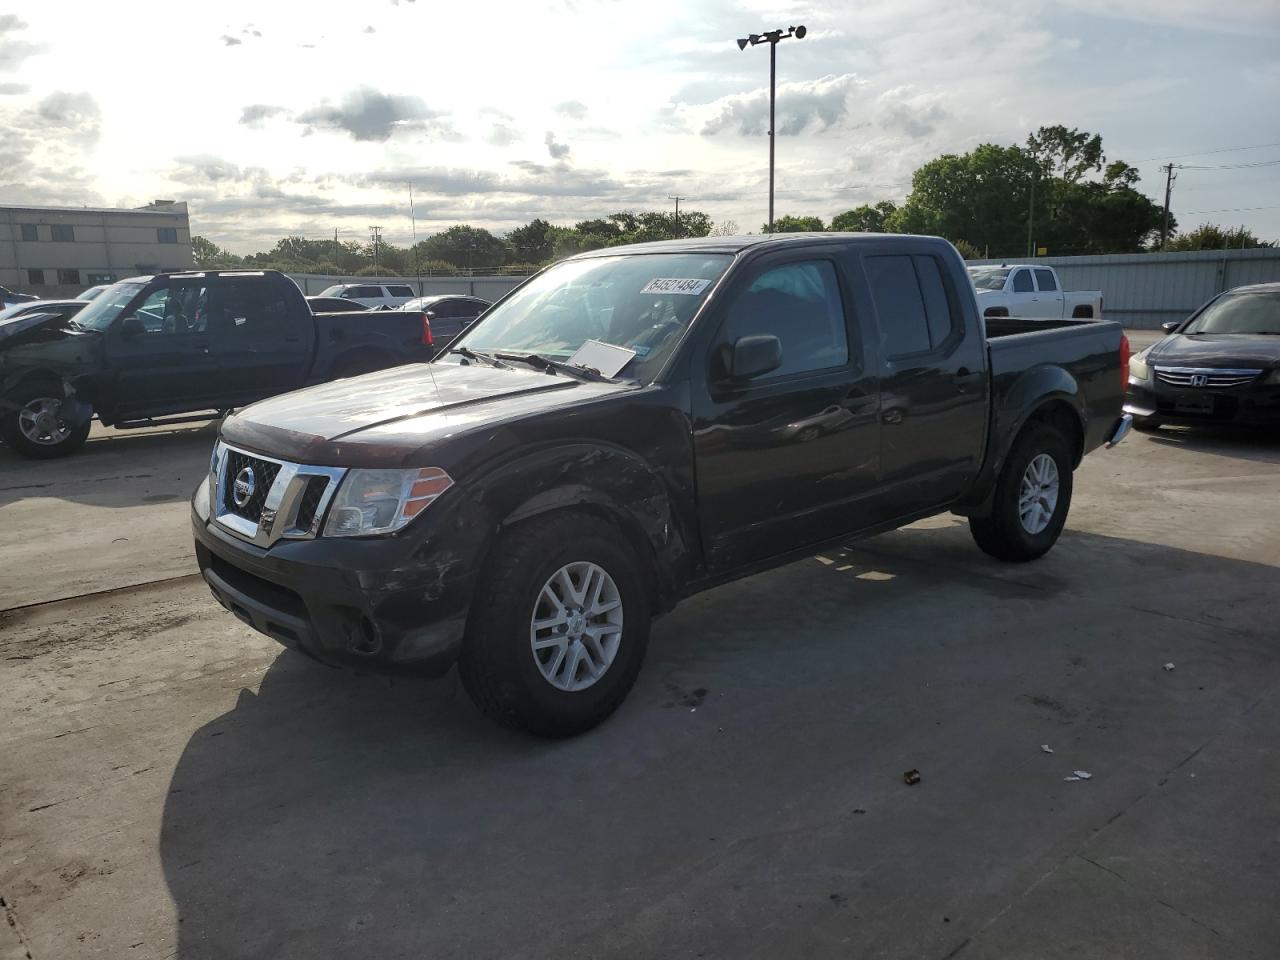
[1189,374,1209,388]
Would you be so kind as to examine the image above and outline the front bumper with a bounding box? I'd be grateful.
[193,504,481,676]
[1125,376,1280,427]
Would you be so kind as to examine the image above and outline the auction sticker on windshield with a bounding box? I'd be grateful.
[640,278,712,295]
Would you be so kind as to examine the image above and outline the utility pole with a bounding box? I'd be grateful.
[1160,163,1177,251]
[1026,172,1036,258]
[667,195,686,237]
[408,183,421,293]
[368,225,382,275]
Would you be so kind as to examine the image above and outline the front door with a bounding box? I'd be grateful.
[106,279,223,418]
[692,253,881,572]
[859,246,989,519]
[1005,267,1042,318]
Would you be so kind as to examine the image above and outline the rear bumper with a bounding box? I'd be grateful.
[1125,377,1280,426]
[193,508,478,676]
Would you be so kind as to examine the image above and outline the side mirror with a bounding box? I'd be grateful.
[719,334,782,381]
[118,315,145,337]
[1161,321,1180,333]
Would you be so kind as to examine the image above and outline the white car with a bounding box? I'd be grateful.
[968,264,1102,320]
[318,282,417,309]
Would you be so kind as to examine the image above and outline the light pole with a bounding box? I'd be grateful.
[736,24,806,234]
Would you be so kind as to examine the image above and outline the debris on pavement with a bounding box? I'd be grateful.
[903,769,921,785]
[1163,662,1175,672]
[1040,744,1054,754]
[1064,770,1093,782]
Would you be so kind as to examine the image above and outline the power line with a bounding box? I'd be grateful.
[1182,204,1280,215]
[1177,159,1280,171]
[1134,141,1280,163]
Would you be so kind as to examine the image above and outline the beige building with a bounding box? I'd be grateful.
[0,200,194,298]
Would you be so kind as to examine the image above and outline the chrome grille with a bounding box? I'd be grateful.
[1153,366,1261,389]
[212,442,346,547]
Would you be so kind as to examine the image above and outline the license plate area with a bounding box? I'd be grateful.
[1174,393,1214,414]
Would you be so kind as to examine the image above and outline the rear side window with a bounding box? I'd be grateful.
[386,285,414,297]
[720,260,849,378]
[1034,269,1058,291]
[210,279,292,345]
[349,285,382,298]
[866,254,958,357]
[866,255,930,356]
[1012,270,1033,293]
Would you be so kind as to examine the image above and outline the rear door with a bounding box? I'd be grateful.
[207,276,315,402]
[692,249,881,571]
[105,279,223,417]
[859,244,988,518]
[1033,268,1066,318]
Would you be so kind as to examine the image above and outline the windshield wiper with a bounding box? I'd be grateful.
[448,346,511,369]
[493,352,613,382]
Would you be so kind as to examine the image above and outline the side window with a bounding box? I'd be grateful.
[1012,269,1033,293]
[387,285,415,298]
[19,224,37,241]
[913,255,958,348]
[58,268,81,286]
[720,260,849,378]
[51,225,74,242]
[353,285,382,299]
[865,255,930,357]
[123,283,209,336]
[157,227,178,244]
[209,280,292,345]
[27,268,45,285]
[1034,268,1058,292]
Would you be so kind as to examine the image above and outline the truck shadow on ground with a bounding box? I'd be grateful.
[159,524,1280,959]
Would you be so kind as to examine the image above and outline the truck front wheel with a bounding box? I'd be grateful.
[458,512,651,737]
[969,425,1074,562]
[1,385,92,459]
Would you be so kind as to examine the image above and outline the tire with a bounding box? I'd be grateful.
[458,512,651,737]
[0,384,92,459]
[969,425,1074,562]
[1133,416,1162,432]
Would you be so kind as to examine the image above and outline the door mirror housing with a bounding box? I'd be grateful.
[1161,321,1180,333]
[118,315,145,337]
[718,334,782,381]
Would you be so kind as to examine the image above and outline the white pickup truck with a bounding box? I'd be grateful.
[967,264,1102,320]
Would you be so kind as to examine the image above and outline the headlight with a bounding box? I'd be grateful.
[1130,352,1151,381]
[323,467,454,537]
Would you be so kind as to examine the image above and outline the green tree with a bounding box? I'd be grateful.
[1025,125,1104,183]
[830,201,898,233]
[418,225,508,270]
[191,236,241,268]
[951,239,982,260]
[506,218,555,263]
[768,215,825,233]
[1165,223,1274,251]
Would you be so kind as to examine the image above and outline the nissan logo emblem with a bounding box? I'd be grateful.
[232,466,256,507]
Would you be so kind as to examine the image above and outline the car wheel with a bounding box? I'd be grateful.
[1132,416,1162,432]
[458,511,651,737]
[969,425,1074,562]
[0,385,92,459]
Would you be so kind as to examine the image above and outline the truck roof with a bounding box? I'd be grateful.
[117,270,283,284]
[571,232,946,259]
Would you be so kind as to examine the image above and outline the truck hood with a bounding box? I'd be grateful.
[0,311,67,348]
[220,361,635,466]
[1147,333,1280,369]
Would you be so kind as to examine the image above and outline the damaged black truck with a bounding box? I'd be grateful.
[192,234,1132,736]
[0,270,437,459]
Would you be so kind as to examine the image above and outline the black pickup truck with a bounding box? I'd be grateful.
[192,234,1132,736]
[0,270,438,458]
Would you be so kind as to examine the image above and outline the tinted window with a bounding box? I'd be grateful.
[913,255,957,347]
[20,224,37,241]
[720,260,849,378]
[387,285,414,297]
[866,255,930,357]
[157,227,178,244]
[27,268,45,285]
[58,268,80,285]
[51,225,74,242]
[350,285,382,298]
[1012,269,1033,293]
[1034,269,1058,291]
[210,279,291,345]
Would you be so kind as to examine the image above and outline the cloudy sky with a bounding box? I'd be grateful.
[1,0,1278,252]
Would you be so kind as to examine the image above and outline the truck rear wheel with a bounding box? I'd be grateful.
[458,512,651,737]
[969,425,1073,562]
[1,384,92,459]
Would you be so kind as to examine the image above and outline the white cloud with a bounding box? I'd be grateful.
[699,74,864,136]
[295,87,457,142]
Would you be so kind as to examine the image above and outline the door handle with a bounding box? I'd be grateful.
[953,367,983,391]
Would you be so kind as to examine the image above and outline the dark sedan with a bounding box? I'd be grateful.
[1125,283,1280,430]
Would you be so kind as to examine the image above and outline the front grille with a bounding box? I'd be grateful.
[294,475,332,532]
[221,450,281,523]
[1154,367,1261,389]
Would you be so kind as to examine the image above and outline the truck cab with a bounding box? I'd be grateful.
[968,264,1102,321]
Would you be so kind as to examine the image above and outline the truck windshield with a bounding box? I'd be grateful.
[73,281,147,332]
[451,253,732,381]
[968,267,1010,290]
[1183,291,1280,335]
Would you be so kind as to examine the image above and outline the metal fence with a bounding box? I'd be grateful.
[287,273,528,303]
[290,248,1280,331]
[967,248,1280,329]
